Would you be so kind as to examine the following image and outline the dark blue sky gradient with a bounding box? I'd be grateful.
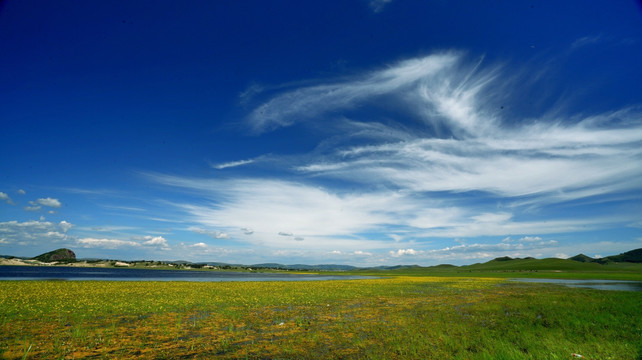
[1,0,641,264]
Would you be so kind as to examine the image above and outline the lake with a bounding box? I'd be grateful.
[0,265,375,282]
[510,278,642,292]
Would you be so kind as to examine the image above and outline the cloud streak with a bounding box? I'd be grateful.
[142,51,641,264]
[211,159,256,170]
[247,52,641,206]
[247,52,462,133]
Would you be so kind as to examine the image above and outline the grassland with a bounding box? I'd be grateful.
[1,276,641,359]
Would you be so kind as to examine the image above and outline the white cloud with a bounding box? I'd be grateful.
[142,52,641,264]
[388,238,564,263]
[353,250,372,256]
[24,202,42,212]
[190,242,208,249]
[246,52,641,206]
[17,189,26,195]
[0,220,73,246]
[211,159,255,170]
[142,235,171,250]
[390,249,418,257]
[77,238,141,249]
[37,197,62,208]
[190,227,230,240]
[248,53,459,133]
[147,172,637,251]
[147,174,408,247]
[0,192,14,205]
[59,221,73,232]
[518,236,542,243]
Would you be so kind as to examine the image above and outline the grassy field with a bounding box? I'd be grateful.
[1,276,641,359]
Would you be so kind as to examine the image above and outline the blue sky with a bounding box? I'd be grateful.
[1,0,641,266]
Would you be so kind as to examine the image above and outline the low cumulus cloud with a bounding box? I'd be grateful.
[0,192,15,205]
[24,203,42,212]
[77,235,172,250]
[190,227,231,240]
[390,249,418,257]
[22,197,63,212]
[77,238,141,249]
[37,197,62,208]
[142,235,171,250]
[389,238,561,262]
[0,220,73,245]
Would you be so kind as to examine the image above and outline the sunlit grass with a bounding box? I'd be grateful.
[1,277,640,359]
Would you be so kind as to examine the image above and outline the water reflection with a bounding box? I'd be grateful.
[509,278,642,292]
[0,265,375,282]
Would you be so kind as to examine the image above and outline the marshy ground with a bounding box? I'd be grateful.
[1,277,640,359]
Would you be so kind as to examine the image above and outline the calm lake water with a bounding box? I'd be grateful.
[510,278,642,292]
[0,265,374,282]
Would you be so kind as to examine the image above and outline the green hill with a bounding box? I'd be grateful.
[354,250,642,280]
[33,248,76,263]
[568,254,594,262]
[605,248,642,263]
[461,257,605,272]
[567,248,642,264]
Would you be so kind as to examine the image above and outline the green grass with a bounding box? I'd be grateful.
[0,277,640,359]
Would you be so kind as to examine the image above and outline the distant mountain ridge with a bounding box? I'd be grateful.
[568,248,642,264]
[1,248,640,271]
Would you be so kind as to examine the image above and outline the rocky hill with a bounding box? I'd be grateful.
[33,248,76,263]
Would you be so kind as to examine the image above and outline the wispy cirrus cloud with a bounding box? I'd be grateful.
[247,52,463,133]
[144,172,633,252]
[369,0,393,13]
[145,173,406,249]
[246,52,641,207]
[142,51,641,263]
[211,159,256,170]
